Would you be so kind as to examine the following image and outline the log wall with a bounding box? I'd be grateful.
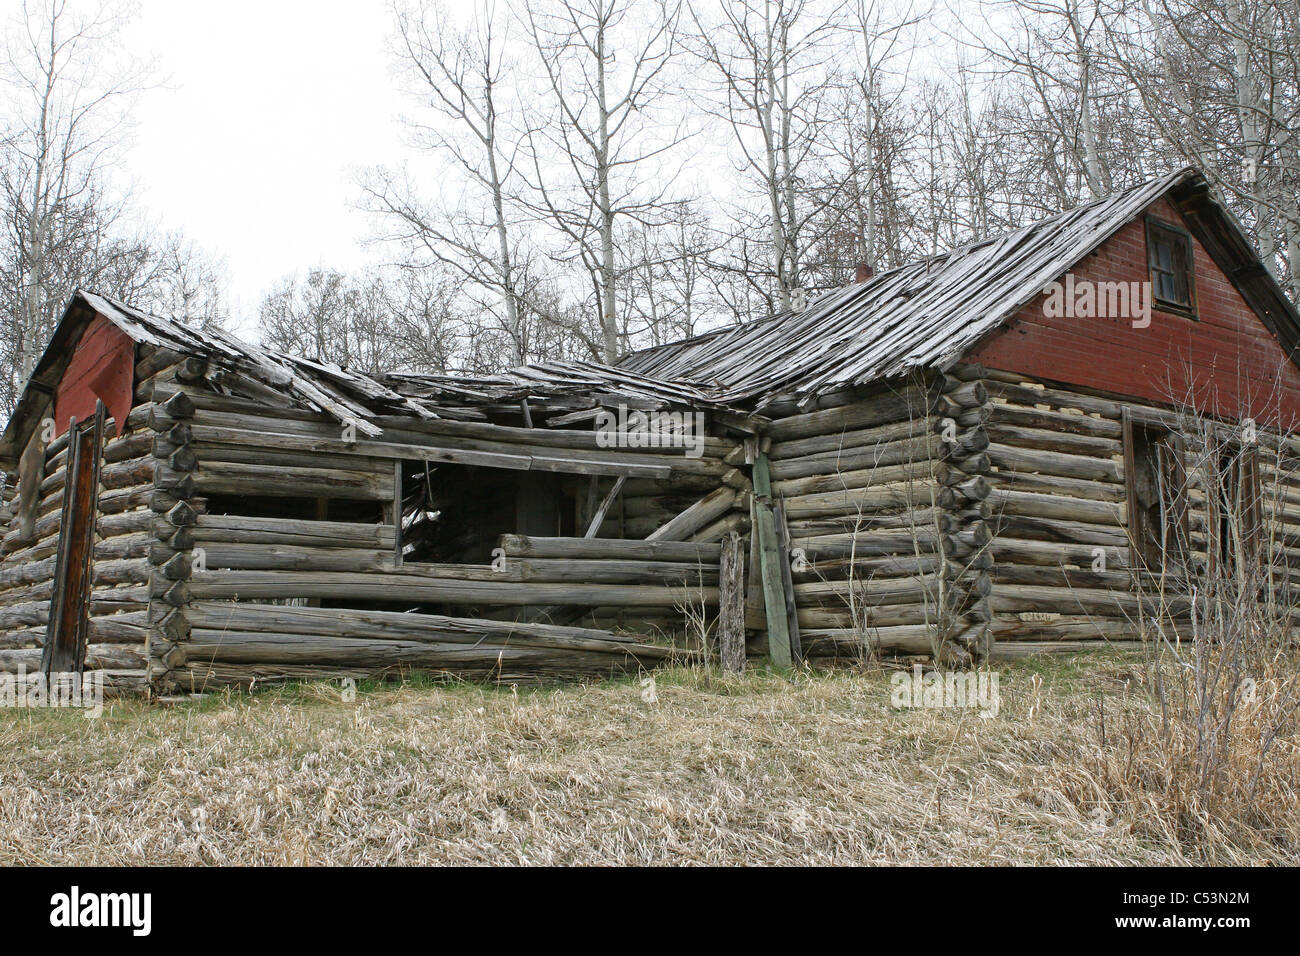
[954,362,1300,656]
[753,376,991,665]
[136,366,739,689]
[0,346,171,694]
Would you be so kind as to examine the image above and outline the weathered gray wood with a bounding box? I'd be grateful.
[187,569,718,607]
[647,486,738,541]
[752,454,793,667]
[718,532,746,673]
[499,534,720,562]
[584,475,626,538]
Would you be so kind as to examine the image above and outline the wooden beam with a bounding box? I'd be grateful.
[647,486,738,541]
[752,453,793,667]
[718,531,746,673]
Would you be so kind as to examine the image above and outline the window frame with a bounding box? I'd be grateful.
[1208,437,1262,576]
[1145,214,1198,319]
[1122,407,1191,577]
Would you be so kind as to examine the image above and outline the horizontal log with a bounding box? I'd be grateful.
[989,639,1149,660]
[187,601,682,658]
[191,461,393,500]
[990,513,1128,547]
[987,443,1121,483]
[987,470,1126,503]
[766,436,944,481]
[991,536,1130,569]
[987,488,1123,525]
[181,416,694,479]
[985,422,1122,457]
[782,483,952,520]
[187,570,718,607]
[767,418,936,460]
[798,625,937,655]
[498,534,721,562]
[764,385,937,442]
[771,460,950,497]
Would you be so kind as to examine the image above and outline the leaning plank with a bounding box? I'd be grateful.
[584,476,626,538]
[752,454,793,667]
[647,487,738,541]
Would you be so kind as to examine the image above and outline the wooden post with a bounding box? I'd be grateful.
[392,460,404,566]
[773,497,802,662]
[719,531,746,673]
[752,453,793,667]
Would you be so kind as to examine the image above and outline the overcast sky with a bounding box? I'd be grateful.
[119,0,412,328]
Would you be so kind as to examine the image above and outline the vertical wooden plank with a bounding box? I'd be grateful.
[752,453,792,668]
[773,497,802,663]
[15,399,50,544]
[1121,407,1140,570]
[718,531,746,674]
[42,402,105,676]
[744,492,764,631]
[392,460,404,566]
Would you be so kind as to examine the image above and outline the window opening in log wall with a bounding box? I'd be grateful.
[1123,412,1190,574]
[396,463,576,565]
[1211,440,1262,573]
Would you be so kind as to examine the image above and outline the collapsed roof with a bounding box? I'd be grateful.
[3,166,1297,469]
[0,291,726,468]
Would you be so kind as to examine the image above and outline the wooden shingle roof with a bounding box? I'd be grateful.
[620,167,1300,410]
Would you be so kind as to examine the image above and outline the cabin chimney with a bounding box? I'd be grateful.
[855,262,874,283]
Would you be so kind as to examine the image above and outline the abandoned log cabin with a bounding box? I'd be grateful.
[3,165,1299,693]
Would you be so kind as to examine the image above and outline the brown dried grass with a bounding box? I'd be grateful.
[0,649,1296,865]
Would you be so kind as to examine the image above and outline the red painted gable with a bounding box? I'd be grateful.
[52,313,135,438]
[963,197,1300,428]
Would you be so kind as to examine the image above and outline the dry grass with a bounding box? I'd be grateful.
[1,649,1296,865]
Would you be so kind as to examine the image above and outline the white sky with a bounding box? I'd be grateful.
[119,0,412,330]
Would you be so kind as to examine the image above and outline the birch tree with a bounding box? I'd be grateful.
[1108,0,1300,297]
[686,0,851,313]
[366,0,540,365]
[519,0,686,360]
[0,0,148,384]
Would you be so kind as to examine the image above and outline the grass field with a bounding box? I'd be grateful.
[1,650,1296,865]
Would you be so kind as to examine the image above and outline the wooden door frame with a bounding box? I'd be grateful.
[40,401,106,676]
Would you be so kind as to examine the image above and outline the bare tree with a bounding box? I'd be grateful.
[0,0,149,382]
[136,231,229,331]
[518,0,687,360]
[1107,0,1300,297]
[366,0,540,365]
[686,0,852,312]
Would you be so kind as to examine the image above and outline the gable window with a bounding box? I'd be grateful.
[1146,216,1196,316]
[1123,410,1190,574]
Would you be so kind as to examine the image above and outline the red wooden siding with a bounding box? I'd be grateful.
[964,197,1300,427]
[52,314,135,437]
